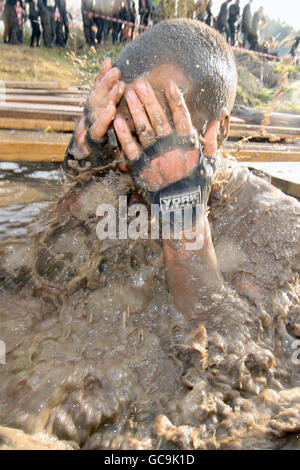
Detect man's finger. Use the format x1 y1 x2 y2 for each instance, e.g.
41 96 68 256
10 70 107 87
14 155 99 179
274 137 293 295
89 103 116 141
114 114 141 161
125 89 156 147
92 81 126 122
95 57 112 83
75 116 90 154
89 67 121 108
165 80 194 136
135 79 173 137
118 150 128 172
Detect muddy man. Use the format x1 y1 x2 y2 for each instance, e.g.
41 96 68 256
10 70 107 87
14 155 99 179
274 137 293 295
66 19 300 315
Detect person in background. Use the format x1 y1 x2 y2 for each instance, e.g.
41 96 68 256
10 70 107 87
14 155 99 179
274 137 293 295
139 0 152 27
54 0 63 46
250 6 265 51
26 0 41 47
197 0 213 27
216 0 232 38
290 36 300 61
205 0 213 27
228 0 239 46
3 0 19 44
16 0 26 44
39 0 55 47
81 0 95 46
58 0 69 45
241 0 253 48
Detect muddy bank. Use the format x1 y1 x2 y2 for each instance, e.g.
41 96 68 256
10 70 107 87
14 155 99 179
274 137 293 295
0 161 299 450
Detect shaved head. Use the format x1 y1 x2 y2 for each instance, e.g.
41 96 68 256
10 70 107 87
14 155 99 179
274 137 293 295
115 19 237 127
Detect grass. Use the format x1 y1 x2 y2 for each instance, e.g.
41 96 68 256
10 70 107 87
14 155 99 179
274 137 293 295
0 39 123 87
0 44 76 86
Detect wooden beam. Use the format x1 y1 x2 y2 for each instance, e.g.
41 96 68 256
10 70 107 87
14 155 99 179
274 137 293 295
0 141 66 162
2 81 64 90
224 142 300 162
0 103 81 121
229 123 300 141
0 88 87 96
233 106 300 129
0 117 76 131
3 94 85 106
0 131 69 162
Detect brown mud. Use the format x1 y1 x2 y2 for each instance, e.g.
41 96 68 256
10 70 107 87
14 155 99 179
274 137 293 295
0 158 300 450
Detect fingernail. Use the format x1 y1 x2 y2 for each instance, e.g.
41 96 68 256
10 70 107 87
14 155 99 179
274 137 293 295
118 81 125 94
136 79 148 95
169 81 180 101
108 67 119 78
126 89 137 102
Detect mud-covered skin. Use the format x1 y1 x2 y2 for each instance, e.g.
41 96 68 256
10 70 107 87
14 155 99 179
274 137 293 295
0 164 299 450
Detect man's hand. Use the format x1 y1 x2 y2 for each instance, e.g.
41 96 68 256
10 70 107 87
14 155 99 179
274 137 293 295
113 79 200 191
75 58 126 156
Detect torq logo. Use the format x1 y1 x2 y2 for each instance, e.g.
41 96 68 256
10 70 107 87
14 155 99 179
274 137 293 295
0 341 6 365
292 340 300 365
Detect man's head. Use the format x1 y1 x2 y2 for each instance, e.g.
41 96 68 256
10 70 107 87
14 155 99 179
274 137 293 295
115 19 237 147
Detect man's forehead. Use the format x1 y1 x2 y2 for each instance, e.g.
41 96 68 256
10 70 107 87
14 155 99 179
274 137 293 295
127 63 191 95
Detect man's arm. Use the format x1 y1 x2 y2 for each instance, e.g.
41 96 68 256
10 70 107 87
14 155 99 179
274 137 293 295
163 217 223 313
113 78 224 314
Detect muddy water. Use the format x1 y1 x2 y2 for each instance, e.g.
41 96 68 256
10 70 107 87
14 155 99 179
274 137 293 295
0 161 300 450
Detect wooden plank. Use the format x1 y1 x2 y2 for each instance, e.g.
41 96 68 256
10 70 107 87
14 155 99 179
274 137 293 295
0 117 76 131
229 116 245 124
0 103 81 121
0 130 70 143
0 141 66 162
233 106 300 129
230 123 300 140
0 130 69 162
270 176 300 198
225 150 300 162
3 94 85 106
224 142 300 162
2 81 63 90
0 88 87 96
0 101 82 113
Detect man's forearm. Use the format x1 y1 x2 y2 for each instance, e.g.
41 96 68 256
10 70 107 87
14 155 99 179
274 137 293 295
163 216 223 313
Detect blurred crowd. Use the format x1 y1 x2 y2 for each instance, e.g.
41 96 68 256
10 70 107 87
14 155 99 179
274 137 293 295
0 0 299 60
81 0 152 46
1 0 70 47
199 0 267 52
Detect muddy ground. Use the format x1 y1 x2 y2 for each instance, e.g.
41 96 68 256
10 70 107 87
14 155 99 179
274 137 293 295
0 159 300 450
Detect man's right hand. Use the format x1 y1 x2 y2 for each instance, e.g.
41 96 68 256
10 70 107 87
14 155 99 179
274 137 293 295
75 58 126 156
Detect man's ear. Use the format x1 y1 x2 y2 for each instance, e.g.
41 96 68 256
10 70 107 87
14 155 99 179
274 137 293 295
217 108 230 147
203 120 220 156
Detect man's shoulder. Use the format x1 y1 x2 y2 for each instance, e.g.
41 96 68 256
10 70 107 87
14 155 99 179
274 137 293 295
212 163 300 214
211 164 300 291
